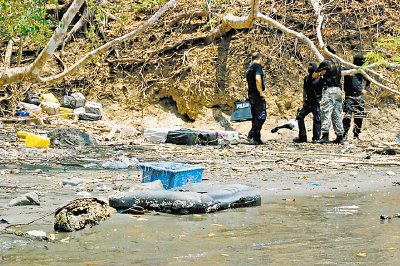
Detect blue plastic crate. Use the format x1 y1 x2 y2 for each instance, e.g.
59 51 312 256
138 162 204 189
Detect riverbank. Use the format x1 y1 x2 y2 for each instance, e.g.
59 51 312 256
1 134 399 225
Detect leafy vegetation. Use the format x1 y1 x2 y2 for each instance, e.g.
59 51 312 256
0 0 58 44
366 35 400 66
133 0 167 13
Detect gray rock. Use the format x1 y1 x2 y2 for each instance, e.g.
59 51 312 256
9 192 40 206
48 128 97 148
62 178 82 186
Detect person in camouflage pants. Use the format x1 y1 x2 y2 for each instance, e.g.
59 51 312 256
343 54 370 140
312 45 345 144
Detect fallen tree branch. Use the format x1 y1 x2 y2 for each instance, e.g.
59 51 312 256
40 0 178 84
0 0 86 86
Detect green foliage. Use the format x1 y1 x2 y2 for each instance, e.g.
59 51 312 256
133 0 167 13
0 0 58 44
366 35 400 66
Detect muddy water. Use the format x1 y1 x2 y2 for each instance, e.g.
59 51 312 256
2 189 400 265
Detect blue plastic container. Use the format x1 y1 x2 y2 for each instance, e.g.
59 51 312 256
138 162 204 189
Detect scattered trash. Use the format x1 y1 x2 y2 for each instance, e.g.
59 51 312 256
380 215 391 220
392 182 400 186
144 128 175 143
393 213 400 218
62 177 82 186
332 205 359 215
311 183 321 187
41 101 60 115
387 171 396 176
109 183 261 215
15 110 29 117
54 198 113 232
60 107 74 119
27 230 46 238
138 162 203 189
282 198 295 202
0 218 10 224
356 252 367 257
17 131 50 148
219 149 231 156
18 102 42 113
9 192 40 206
128 180 164 192
101 156 138 169
23 93 41 106
76 191 92 197
40 93 59 104
10 168 20 174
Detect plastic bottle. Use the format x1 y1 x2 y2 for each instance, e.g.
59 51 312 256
25 134 50 148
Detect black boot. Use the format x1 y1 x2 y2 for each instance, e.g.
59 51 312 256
317 133 329 144
332 134 345 145
293 137 307 143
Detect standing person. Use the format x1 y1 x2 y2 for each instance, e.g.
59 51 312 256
247 52 267 145
293 61 322 143
312 45 345 144
343 54 370 140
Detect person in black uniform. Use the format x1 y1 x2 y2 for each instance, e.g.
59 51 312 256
293 62 322 143
247 52 267 144
312 45 345 144
343 54 370 140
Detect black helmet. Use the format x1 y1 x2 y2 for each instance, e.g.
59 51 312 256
353 54 366 66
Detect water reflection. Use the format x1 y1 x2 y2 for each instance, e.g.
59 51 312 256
1 190 400 265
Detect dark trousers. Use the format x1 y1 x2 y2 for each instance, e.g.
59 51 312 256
248 99 266 142
343 96 364 138
296 102 321 141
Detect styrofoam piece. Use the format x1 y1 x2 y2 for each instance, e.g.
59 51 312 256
18 102 42 113
41 102 60 115
144 128 175 143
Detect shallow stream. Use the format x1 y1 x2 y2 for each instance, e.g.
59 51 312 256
2 187 400 265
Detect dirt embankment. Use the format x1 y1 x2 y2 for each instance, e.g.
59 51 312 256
2 1 399 121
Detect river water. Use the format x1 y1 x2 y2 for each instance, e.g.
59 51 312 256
1 188 400 265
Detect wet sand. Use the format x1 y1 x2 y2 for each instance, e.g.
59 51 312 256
1 139 399 226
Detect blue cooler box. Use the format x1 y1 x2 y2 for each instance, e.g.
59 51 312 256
138 162 204 189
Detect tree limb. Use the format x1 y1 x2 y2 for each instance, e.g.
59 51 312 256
0 0 85 86
41 0 178 84
310 0 400 95
4 40 14 69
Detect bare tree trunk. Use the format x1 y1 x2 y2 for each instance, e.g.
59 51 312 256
16 38 23 66
3 40 14 69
